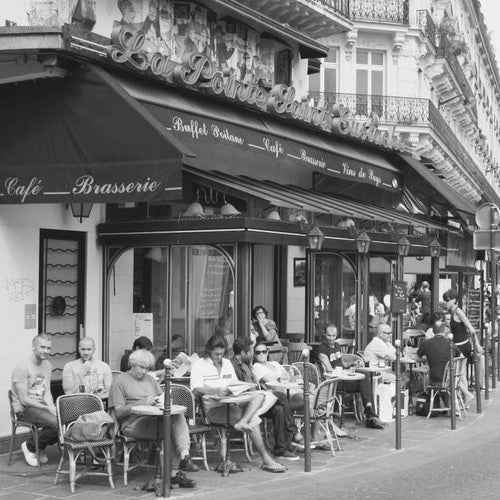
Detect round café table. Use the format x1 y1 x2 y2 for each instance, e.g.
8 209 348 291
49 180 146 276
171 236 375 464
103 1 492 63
324 370 365 426
354 366 392 416
130 404 187 495
265 381 302 402
216 393 254 477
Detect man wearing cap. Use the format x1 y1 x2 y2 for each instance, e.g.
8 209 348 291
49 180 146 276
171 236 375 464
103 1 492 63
364 323 396 383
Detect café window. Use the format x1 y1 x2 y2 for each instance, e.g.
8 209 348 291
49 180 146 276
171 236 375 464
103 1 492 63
108 244 234 371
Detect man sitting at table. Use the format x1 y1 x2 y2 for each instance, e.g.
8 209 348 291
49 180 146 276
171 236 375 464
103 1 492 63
62 337 112 397
190 334 287 473
109 349 197 488
364 323 396 383
317 324 385 430
231 338 303 460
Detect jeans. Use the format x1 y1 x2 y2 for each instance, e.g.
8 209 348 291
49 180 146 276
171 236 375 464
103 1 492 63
17 406 58 451
263 392 297 455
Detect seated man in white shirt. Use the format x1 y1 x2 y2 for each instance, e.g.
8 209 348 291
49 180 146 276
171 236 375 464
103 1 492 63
364 323 396 383
62 337 112 397
190 334 287 473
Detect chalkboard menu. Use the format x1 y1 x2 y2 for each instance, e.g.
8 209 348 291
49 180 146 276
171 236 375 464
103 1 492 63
465 289 481 331
391 280 407 314
199 250 229 318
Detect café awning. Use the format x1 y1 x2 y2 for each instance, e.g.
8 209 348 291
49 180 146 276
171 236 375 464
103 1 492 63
184 166 446 230
0 64 193 204
114 73 404 196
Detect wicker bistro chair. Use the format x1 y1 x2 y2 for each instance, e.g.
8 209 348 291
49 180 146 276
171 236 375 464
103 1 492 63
170 384 211 471
54 394 114 493
336 338 354 354
292 362 320 388
8 390 42 468
293 378 341 456
427 357 468 419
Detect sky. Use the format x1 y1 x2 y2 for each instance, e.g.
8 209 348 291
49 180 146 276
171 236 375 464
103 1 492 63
0 0 499 61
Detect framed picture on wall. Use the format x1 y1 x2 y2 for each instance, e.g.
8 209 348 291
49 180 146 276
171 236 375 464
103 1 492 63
293 258 306 287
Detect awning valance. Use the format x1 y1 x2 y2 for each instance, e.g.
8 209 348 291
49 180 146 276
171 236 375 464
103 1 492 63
184 166 446 230
0 64 192 204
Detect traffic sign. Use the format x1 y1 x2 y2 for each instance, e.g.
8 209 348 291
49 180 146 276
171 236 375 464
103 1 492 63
475 203 500 229
473 230 500 250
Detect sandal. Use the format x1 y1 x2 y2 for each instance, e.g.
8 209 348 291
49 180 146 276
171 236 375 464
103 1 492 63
261 463 287 473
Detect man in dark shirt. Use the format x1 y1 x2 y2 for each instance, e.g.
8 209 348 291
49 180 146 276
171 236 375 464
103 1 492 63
417 323 457 384
317 324 384 429
231 338 302 460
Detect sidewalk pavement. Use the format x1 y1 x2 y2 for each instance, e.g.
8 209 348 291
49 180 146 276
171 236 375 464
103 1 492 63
0 389 496 500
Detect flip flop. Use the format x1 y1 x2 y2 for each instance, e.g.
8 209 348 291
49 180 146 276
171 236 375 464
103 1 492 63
261 463 287 473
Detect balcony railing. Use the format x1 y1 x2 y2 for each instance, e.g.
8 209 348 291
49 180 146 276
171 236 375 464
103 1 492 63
308 92 430 124
416 9 438 51
350 0 409 25
305 0 350 18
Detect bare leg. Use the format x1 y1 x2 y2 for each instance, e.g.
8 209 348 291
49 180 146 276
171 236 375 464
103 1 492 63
250 426 283 468
233 393 265 434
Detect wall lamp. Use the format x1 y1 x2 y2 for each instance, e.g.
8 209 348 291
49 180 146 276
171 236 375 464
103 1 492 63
429 237 443 258
397 235 411 257
69 202 93 223
356 231 371 254
307 224 324 251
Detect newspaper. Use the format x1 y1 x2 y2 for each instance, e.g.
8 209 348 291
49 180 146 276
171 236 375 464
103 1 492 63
172 352 199 378
226 382 254 396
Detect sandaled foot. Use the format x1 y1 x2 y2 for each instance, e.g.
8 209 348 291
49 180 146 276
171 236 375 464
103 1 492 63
234 421 252 434
261 461 287 473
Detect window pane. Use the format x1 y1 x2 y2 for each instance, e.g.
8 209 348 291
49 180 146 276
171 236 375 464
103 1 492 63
308 72 321 93
324 68 337 93
371 71 383 95
356 50 368 64
372 52 383 65
356 69 368 94
326 48 337 63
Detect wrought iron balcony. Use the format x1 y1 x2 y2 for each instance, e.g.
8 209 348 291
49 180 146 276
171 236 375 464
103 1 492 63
350 0 409 25
242 0 352 38
416 9 438 51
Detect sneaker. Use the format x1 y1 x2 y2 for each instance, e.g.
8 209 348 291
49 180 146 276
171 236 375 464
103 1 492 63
171 471 196 488
39 451 49 464
274 449 300 461
179 455 199 472
21 441 38 467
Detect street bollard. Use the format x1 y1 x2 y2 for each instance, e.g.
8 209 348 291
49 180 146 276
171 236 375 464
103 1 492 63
302 349 311 472
394 339 401 450
471 334 482 414
162 360 172 498
448 335 456 431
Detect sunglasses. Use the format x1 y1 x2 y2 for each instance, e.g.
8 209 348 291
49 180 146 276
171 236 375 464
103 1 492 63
255 350 268 355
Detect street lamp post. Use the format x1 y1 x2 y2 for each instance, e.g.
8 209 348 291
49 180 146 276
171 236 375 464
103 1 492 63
356 231 371 350
396 236 411 345
429 237 442 317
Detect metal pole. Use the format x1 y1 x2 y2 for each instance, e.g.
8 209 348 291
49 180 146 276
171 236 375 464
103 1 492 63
302 349 311 472
162 360 172 498
448 335 456 431
394 339 402 450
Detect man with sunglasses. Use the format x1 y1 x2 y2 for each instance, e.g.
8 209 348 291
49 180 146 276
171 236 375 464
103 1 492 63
231 338 302 461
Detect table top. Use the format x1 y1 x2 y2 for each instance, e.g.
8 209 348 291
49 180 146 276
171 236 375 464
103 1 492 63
355 365 391 373
399 357 417 364
131 404 186 416
324 370 365 381
218 393 255 404
265 381 302 391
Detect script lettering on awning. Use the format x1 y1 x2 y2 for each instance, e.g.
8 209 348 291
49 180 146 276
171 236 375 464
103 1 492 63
106 29 408 153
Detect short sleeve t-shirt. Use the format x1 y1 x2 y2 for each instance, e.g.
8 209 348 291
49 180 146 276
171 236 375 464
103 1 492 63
11 356 52 414
317 342 343 369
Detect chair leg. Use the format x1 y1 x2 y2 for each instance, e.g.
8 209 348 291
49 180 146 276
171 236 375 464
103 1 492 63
200 434 209 471
426 390 436 418
68 449 76 494
8 424 16 465
54 445 65 485
243 433 254 462
216 428 227 461
104 447 115 489
320 422 335 457
123 442 131 486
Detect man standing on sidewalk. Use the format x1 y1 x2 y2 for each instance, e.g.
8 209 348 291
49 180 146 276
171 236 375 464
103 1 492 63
62 337 112 397
11 333 59 466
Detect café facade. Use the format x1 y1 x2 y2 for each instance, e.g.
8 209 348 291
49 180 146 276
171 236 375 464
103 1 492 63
0 0 480 445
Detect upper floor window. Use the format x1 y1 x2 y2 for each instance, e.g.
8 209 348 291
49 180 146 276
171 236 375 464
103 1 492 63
308 47 338 106
355 50 385 116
